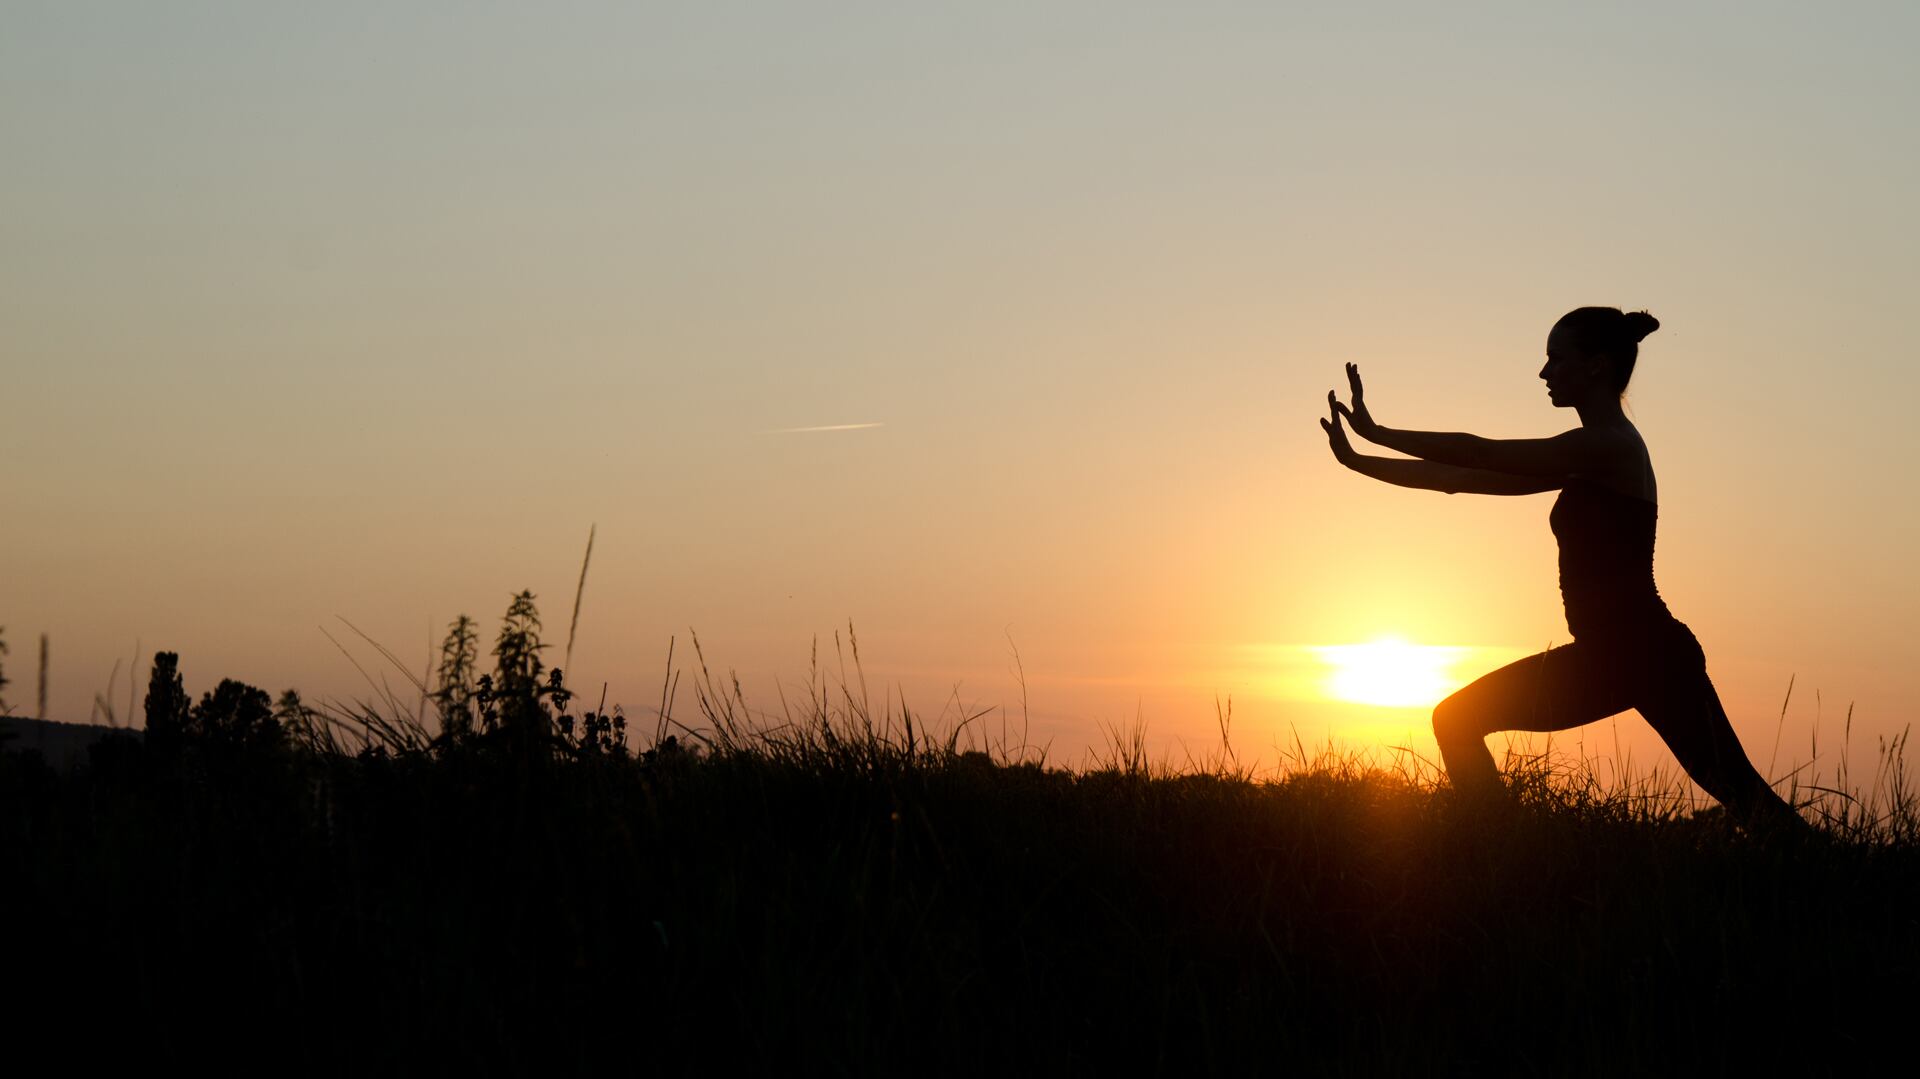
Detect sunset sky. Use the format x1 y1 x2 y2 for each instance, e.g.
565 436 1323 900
6 3 1915 786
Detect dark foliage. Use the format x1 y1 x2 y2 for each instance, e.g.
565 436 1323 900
142 651 282 753
14 610 1911 1073
432 613 480 740
6 706 1916 1076
142 649 192 750
194 678 283 750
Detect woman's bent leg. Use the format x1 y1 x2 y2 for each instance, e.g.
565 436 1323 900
1432 641 1636 794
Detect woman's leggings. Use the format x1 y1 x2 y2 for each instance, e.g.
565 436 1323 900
1432 618 1799 825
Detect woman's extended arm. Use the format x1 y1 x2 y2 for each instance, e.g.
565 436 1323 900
1348 453 1564 495
1330 362 1615 476
1369 426 1604 476
1322 405 1561 495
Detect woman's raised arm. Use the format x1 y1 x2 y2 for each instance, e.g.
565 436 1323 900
1323 407 1562 495
1330 362 1616 476
1368 425 1613 477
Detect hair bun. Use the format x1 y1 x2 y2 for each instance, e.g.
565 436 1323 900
1621 310 1660 343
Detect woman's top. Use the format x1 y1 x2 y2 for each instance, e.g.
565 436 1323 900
1549 477 1675 642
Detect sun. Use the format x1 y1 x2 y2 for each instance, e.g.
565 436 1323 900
1313 636 1472 708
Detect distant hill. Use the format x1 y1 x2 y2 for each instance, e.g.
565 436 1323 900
0 715 140 771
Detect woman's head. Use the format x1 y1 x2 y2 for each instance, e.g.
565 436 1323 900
1542 306 1660 401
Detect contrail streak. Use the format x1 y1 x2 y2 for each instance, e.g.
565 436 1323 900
763 422 886 434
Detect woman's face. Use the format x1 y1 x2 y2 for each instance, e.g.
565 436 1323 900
1539 330 1609 407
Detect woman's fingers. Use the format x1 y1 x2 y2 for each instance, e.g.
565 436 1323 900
1321 411 1352 463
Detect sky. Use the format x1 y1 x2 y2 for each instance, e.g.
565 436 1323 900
5 2 1916 790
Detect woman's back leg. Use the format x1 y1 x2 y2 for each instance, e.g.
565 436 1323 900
1635 628 1806 833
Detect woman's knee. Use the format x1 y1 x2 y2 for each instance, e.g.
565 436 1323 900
1432 690 1484 744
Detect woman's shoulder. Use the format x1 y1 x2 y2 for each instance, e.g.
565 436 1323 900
1568 425 1656 502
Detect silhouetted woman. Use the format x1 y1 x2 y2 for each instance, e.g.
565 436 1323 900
1319 307 1804 833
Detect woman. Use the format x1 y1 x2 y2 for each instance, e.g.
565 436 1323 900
1319 307 1804 833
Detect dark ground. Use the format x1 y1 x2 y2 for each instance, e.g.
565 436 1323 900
6 731 1916 1076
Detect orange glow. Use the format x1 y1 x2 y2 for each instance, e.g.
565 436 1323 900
1313 636 1473 708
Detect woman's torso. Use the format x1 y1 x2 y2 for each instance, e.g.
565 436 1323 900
1551 427 1675 640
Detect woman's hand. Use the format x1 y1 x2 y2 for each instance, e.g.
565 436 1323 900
1320 400 1357 468
1329 362 1382 443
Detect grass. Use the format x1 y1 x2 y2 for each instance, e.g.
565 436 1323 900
4 597 1918 1074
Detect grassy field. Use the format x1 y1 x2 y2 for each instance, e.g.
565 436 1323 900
6 609 1917 1075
